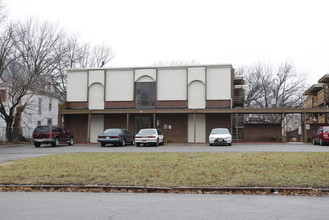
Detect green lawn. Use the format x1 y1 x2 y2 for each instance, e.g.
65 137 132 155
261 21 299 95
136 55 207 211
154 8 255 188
0 152 328 188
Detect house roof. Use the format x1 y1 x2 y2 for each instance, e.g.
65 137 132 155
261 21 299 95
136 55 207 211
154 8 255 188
303 83 324 95
318 74 329 83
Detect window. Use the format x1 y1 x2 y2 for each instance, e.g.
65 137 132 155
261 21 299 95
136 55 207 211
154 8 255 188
135 82 156 108
0 90 7 102
49 97 52 111
38 98 42 114
47 118 52 126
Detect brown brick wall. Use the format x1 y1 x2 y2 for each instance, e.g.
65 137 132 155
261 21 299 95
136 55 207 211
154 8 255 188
244 124 281 142
104 114 127 129
105 101 135 108
156 101 188 108
206 114 232 143
155 114 188 143
206 100 231 108
64 114 88 143
67 102 88 108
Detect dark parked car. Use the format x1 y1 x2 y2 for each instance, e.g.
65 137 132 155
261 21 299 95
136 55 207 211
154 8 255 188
313 126 329 145
97 128 134 147
32 125 74 147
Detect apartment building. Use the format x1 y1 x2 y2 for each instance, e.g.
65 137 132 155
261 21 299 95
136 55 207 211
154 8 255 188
61 64 244 143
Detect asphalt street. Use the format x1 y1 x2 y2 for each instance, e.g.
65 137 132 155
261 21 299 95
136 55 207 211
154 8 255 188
1 142 329 164
0 192 328 220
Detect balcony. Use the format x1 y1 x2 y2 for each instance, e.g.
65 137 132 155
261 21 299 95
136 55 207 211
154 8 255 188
317 88 329 106
318 114 326 124
303 97 313 108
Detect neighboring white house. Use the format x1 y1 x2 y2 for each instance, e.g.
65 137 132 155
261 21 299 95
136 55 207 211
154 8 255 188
0 70 61 141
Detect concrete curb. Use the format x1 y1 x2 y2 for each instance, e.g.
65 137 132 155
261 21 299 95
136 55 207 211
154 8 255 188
1 185 328 196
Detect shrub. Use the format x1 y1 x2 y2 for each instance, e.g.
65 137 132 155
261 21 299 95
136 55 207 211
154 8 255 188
167 139 173 143
278 136 284 142
270 136 276 142
307 137 312 143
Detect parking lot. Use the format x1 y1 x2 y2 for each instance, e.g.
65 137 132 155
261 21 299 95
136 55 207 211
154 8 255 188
1 142 329 164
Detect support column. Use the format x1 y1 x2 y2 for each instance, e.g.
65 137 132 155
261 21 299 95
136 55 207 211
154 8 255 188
235 111 238 143
283 112 286 141
126 112 129 130
87 111 91 143
153 112 156 128
304 111 307 142
194 110 196 144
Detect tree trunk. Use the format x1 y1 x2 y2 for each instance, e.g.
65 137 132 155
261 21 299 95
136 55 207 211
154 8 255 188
5 119 13 142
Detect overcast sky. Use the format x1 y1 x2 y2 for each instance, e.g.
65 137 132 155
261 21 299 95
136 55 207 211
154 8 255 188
4 0 329 83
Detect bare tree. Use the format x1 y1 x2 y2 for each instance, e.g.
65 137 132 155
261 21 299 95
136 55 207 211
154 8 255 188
0 0 7 25
239 61 307 109
153 59 200 66
0 19 65 142
53 36 114 98
238 61 308 123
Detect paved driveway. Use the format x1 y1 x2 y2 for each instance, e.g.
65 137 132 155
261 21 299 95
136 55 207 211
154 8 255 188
1 142 329 164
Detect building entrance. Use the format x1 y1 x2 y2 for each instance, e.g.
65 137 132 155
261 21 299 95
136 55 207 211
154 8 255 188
135 115 153 135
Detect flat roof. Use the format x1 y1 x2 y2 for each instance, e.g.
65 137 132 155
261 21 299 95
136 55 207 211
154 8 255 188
303 83 324 95
318 74 329 83
66 64 233 72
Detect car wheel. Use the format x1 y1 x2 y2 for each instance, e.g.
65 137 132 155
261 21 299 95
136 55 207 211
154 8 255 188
162 139 165 145
228 143 232 146
131 139 135 145
101 143 106 147
34 142 41 147
52 138 59 147
320 139 323 146
209 143 213 146
136 143 140 147
68 137 74 146
155 139 159 146
313 138 316 145
120 139 126 146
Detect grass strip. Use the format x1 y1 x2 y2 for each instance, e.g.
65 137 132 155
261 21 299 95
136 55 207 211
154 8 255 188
0 152 328 188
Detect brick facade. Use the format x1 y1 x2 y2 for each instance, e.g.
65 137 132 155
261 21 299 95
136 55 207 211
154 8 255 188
105 101 135 109
155 114 188 143
244 124 281 142
67 102 88 109
64 114 88 143
156 101 188 108
206 100 231 108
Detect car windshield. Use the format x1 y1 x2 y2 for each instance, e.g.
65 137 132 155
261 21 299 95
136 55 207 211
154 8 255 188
138 129 156 134
104 129 122 134
33 126 50 133
211 128 230 134
323 127 329 133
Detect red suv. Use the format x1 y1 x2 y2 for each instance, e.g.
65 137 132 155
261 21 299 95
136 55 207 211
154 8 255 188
32 125 74 147
312 126 329 145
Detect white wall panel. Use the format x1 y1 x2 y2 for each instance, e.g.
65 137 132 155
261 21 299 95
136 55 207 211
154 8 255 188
188 81 205 109
196 114 206 143
158 69 187 100
206 68 231 100
67 71 88 101
106 70 134 101
89 70 104 86
136 76 155 82
188 114 206 143
188 67 205 84
135 69 156 82
89 83 104 109
90 115 104 143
